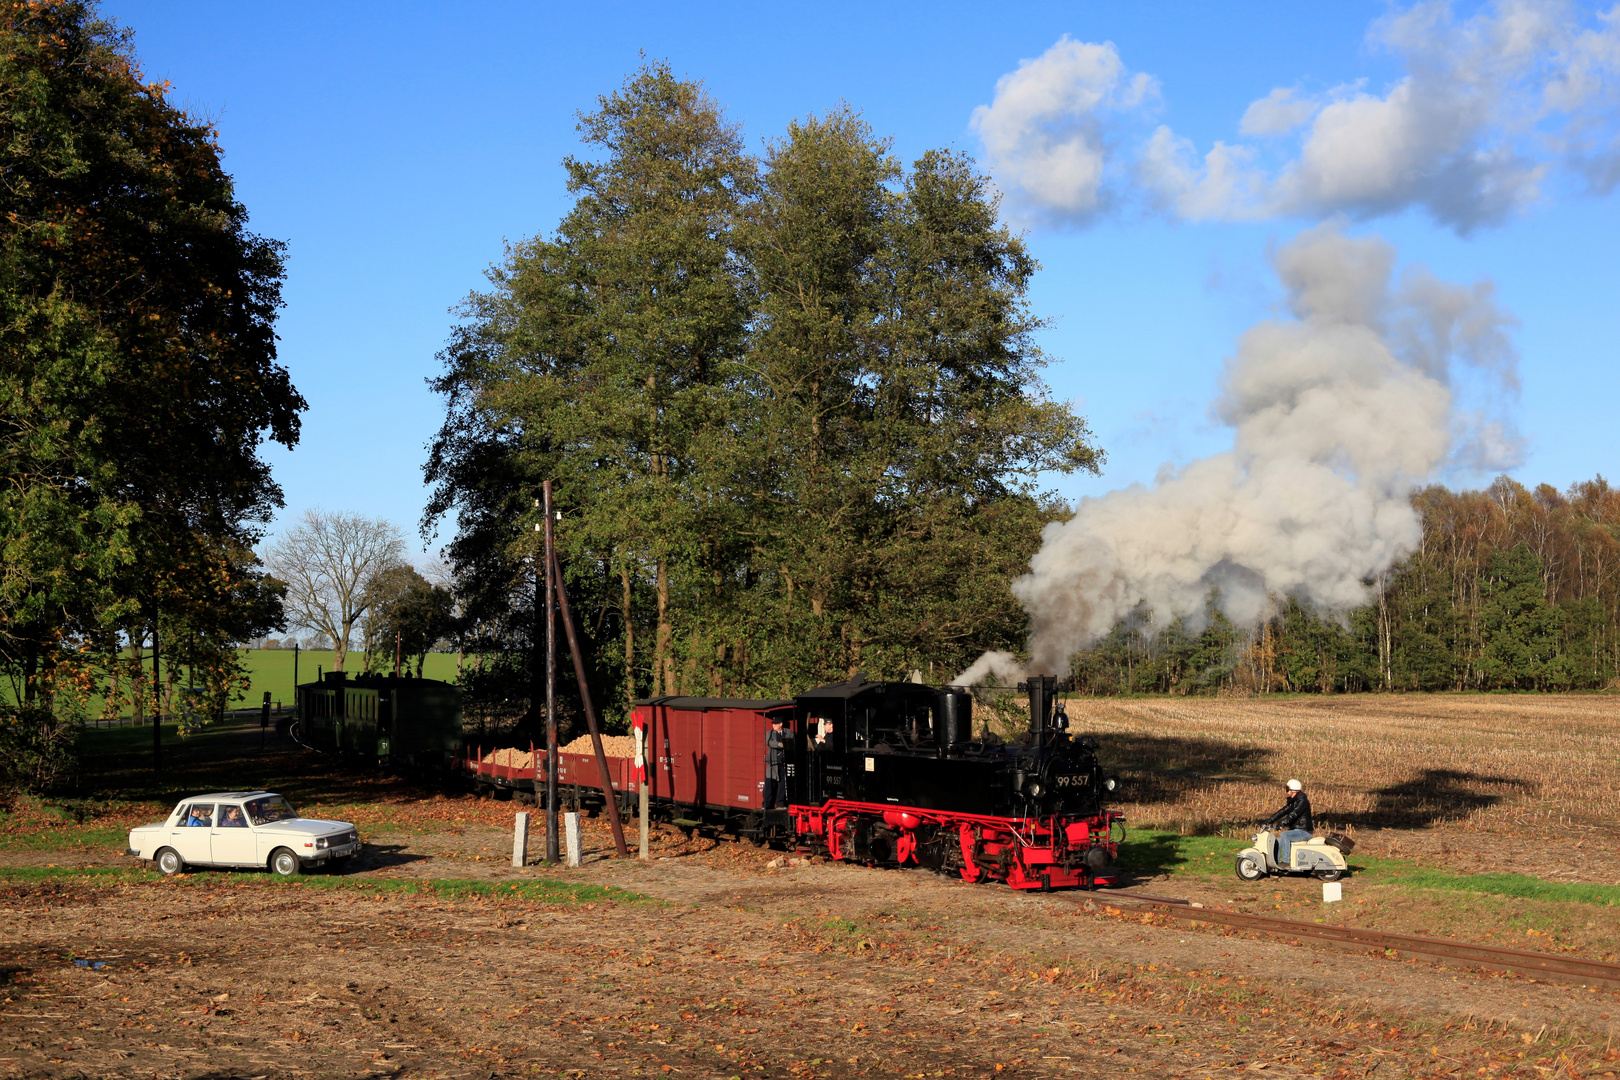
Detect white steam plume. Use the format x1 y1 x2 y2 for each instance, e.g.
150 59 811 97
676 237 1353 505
951 650 1027 689
958 224 1521 683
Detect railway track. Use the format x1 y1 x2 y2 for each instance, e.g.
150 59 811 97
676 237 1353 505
1069 891 1620 992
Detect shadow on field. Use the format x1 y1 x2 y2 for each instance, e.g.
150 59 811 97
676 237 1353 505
1114 832 1188 879
1096 732 1274 807
1339 768 1536 829
354 844 432 871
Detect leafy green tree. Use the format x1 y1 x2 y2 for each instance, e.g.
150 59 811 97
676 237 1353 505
0 1 301 735
428 85 1102 707
735 111 1099 686
364 565 454 677
426 60 753 713
1477 543 1561 689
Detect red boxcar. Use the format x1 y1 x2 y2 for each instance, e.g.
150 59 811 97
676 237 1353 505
635 697 793 814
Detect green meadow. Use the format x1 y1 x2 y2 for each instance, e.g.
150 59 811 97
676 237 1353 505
7 649 471 719
223 649 467 710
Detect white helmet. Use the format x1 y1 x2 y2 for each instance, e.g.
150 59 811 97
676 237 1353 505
1286 779 1302 791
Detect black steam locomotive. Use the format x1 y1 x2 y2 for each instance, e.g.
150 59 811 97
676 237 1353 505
779 674 1123 890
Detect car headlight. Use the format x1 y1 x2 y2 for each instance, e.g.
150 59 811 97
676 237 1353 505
315 837 330 850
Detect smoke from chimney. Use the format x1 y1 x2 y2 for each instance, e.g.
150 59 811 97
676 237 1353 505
957 224 1521 683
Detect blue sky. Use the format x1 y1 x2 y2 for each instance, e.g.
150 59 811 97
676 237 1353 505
108 1 1620 562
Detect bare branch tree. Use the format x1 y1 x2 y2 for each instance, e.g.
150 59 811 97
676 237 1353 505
263 509 406 672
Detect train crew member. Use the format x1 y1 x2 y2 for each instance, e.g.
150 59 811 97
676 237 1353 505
812 719 834 748
1263 779 1313 866
763 716 789 809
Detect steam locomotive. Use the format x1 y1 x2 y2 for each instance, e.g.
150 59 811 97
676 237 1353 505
630 674 1124 890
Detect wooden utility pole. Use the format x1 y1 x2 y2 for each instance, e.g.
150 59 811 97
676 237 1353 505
550 548 629 857
542 481 559 864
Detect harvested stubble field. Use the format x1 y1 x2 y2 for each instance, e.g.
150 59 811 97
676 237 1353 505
1069 693 1620 878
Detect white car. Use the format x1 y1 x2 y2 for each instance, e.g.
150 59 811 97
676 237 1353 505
127 791 361 877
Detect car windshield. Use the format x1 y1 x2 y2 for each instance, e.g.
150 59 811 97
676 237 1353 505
244 795 298 825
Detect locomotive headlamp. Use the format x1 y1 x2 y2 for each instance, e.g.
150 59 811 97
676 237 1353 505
1026 781 1044 798
1103 776 1120 793
1052 706 1069 731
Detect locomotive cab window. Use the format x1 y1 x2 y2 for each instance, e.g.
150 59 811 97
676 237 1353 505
865 688 936 751
805 711 840 750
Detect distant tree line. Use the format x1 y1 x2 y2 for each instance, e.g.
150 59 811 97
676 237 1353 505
424 63 1099 722
1068 476 1620 695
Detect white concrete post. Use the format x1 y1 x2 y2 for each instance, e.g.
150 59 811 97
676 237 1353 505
512 811 530 868
1322 880 1342 903
564 811 582 868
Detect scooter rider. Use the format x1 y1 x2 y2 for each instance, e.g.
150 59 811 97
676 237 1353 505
1263 780 1313 868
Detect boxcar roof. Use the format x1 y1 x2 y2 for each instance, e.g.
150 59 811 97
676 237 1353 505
633 696 793 711
797 677 942 700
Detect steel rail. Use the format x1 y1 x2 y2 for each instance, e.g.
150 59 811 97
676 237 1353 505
1074 891 1620 991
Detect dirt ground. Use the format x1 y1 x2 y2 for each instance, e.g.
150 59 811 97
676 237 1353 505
5 854 1620 1080
7 709 1620 1078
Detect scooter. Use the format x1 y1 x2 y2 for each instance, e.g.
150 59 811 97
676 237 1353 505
1234 827 1351 882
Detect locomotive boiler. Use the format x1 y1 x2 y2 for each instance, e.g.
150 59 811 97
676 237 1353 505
628 673 1124 890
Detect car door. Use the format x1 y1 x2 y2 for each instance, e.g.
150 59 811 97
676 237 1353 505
210 802 259 866
168 803 214 864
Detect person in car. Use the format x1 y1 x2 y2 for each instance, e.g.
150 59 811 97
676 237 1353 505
1263 779 1313 866
186 805 212 827
220 806 248 828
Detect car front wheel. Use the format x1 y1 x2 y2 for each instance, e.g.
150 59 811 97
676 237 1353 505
155 847 184 876
270 848 302 877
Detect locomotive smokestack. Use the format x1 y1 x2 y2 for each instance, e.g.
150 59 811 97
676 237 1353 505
1019 674 1058 755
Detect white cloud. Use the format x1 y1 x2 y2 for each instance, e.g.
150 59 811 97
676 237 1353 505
975 2 1620 232
969 36 1158 221
1240 87 1319 136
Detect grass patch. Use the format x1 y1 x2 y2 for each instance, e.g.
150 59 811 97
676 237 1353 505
0 826 128 852
1119 828 1620 907
1117 829 1237 875
0 863 649 905
1361 862 1620 907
